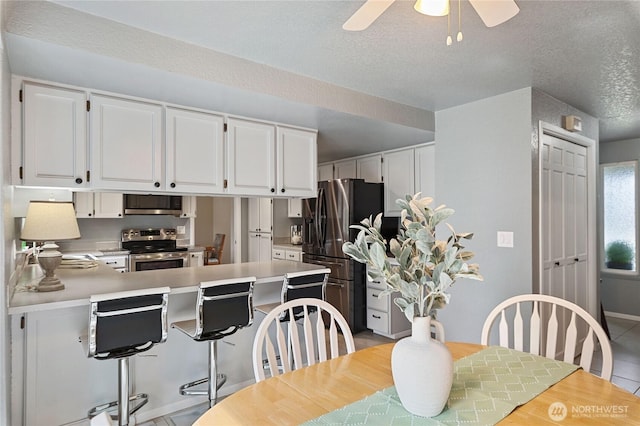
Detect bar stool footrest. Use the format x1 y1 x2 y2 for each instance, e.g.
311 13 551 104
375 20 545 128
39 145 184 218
88 392 149 420
179 373 227 396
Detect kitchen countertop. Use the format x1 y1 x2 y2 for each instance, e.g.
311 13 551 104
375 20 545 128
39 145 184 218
9 260 326 315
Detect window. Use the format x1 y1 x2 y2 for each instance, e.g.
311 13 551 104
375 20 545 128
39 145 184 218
602 161 637 272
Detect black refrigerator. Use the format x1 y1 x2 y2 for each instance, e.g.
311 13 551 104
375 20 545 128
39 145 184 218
302 178 384 332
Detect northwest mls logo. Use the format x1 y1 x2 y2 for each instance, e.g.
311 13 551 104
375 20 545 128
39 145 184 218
548 402 568 421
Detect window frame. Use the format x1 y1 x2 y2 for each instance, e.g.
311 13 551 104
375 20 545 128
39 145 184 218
600 160 639 276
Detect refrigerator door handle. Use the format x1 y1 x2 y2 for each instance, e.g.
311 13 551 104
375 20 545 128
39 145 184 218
316 187 325 248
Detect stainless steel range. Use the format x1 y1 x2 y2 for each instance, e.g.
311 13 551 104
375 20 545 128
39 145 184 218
122 228 189 272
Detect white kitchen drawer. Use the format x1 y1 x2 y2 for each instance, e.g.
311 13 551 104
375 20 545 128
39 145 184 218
367 309 389 334
272 249 286 260
367 278 386 291
100 255 128 270
367 287 388 312
285 250 301 262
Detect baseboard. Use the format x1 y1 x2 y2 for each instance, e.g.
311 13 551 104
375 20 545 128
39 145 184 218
604 311 640 322
134 378 255 423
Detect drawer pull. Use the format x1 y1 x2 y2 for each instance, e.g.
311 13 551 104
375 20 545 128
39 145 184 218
372 314 381 319
371 293 379 297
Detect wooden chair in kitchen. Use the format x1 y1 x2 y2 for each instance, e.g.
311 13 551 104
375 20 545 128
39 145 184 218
204 233 225 265
84 286 171 426
480 294 613 380
252 297 355 382
171 277 255 407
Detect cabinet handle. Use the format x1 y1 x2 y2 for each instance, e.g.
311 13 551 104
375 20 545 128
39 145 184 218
75 177 83 184
170 182 176 188
118 213 122 217
554 261 560 266
270 188 275 193
372 293 379 297
88 213 92 217
154 182 160 188
281 188 285 193
372 314 381 319
574 258 579 262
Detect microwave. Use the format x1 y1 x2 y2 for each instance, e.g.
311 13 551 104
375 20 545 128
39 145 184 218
124 194 183 216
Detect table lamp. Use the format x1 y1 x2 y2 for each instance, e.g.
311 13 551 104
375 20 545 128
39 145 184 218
20 201 81 292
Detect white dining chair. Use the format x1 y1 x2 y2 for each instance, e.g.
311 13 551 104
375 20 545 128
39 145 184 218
480 294 613 380
252 297 356 382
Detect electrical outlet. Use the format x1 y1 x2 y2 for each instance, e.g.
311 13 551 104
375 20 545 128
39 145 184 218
497 231 514 248
177 225 186 235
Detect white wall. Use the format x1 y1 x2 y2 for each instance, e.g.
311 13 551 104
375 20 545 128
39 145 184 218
434 88 534 343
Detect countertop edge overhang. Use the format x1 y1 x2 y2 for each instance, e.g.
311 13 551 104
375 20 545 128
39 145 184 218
9 260 326 315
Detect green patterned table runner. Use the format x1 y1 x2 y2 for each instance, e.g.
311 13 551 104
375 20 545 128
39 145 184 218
303 346 579 425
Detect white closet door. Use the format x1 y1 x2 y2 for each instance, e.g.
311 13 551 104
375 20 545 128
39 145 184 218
541 133 589 355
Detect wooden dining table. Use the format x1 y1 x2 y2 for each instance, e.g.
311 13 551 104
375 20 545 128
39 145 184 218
194 342 640 425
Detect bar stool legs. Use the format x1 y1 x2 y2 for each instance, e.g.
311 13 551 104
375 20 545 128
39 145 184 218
88 358 149 426
178 340 226 407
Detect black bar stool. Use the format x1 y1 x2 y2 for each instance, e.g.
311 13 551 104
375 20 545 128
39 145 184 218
171 276 255 407
85 286 170 426
254 268 330 319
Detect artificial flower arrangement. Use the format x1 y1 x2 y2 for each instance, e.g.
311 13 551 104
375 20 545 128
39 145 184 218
343 193 483 321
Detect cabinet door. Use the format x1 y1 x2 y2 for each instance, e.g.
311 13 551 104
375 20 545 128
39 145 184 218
73 192 94 218
317 163 334 181
383 149 415 216
259 234 273 262
334 159 357 179
93 193 123 218
90 94 163 191
277 126 317 197
226 117 276 196
166 107 225 193
414 144 436 200
249 233 272 262
181 195 197 218
248 198 272 232
288 198 302 218
357 154 382 183
23 83 88 188
190 251 204 267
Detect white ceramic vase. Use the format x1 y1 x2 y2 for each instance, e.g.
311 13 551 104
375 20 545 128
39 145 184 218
391 315 453 417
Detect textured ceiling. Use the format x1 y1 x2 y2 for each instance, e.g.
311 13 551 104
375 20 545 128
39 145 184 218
4 0 640 161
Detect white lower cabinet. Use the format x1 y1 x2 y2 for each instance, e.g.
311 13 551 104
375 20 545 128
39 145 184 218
272 246 302 262
249 233 272 262
189 250 204 267
99 255 128 273
366 277 411 339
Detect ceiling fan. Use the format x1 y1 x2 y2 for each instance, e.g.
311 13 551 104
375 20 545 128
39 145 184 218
343 0 520 32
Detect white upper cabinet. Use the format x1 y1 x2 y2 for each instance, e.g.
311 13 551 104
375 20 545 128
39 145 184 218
166 107 225 193
317 163 334 181
334 159 357 179
414 144 436 200
22 82 88 188
276 126 317 197
73 192 123 218
90 94 163 191
180 195 197 218
357 154 383 183
288 198 302 218
383 148 415 216
226 117 277 196
248 197 272 233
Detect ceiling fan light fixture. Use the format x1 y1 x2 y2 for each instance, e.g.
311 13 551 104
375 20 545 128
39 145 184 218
414 0 449 17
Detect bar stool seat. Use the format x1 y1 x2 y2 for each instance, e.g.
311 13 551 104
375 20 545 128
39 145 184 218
171 276 255 407
85 286 170 426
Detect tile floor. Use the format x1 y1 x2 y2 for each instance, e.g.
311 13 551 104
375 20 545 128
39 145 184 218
142 317 640 425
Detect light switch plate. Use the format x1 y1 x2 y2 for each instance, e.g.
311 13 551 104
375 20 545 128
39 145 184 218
497 231 514 248
177 225 186 235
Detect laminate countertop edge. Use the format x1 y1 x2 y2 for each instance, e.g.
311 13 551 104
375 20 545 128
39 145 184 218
9 260 326 315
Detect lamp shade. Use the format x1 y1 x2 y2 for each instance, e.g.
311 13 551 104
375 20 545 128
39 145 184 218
414 0 450 16
21 201 81 241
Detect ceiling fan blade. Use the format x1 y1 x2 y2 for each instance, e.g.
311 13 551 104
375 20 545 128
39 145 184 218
342 0 396 31
468 0 520 27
